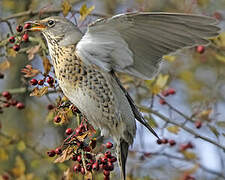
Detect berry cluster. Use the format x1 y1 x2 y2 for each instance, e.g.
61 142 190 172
47 120 117 179
0 91 25 113
157 138 176 146
159 88 176 105
8 23 31 52
30 76 56 87
179 142 194 151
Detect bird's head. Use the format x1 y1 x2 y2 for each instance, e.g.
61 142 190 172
29 16 83 46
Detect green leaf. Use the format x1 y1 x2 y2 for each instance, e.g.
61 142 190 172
216 121 225 128
17 141 26 152
79 4 95 20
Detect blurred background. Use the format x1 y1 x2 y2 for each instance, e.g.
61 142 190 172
1 0 225 179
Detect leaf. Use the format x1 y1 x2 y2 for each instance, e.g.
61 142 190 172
198 108 212 121
54 147 74 163
42 56 52 75
30 87 48 97
163 55 176 62
76 132 88 142
79 4 95 20
152 74 169 94
62 0 72 16
17 141 26 152
12 156 26 177
0 60 10 71
26 45 40 60
144 116 158 128
215 54 225 63
21 65 40 78
7 48 16 57
208 125 220 137
0 149 8 160
167 126 180 134
216 121 225 128
182 151 197 160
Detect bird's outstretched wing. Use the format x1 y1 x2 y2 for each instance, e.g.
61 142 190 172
76 12 220 79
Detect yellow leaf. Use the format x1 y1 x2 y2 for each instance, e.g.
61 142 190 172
42 56 52 75
79 4 95 20
76 132 88 141
30 86 48 97
17 141 26 152
21 65 40 78
152 74 169 94
62 0 72 16
0 60 10 71
182 151 197 160
12 156 26 177
198 108 212 121
163 55 176 62
0 149 9 161
167 126 180 134
7 48 16 57
215 54 225 63
208 125 220 137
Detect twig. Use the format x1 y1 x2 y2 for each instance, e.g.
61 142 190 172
0 8 108 22
148 108 225 152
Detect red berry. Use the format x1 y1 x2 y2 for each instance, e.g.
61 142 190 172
103 170 110 177
161 138 168 144
195 121 202 129
105 151 111 158
157 139 162 144
2 91 11 100
47 150 56 157
214 12 222 20
100 156 108 164
169 140 176 146
77 155 82 163
80 167 85 175
75 127 81 135
186 142 194 149
13 44 20 51
10 99 18 106
0 72 4 79
92 162 99 171
47 76 54 84
168 88 176 95
90 139 97 149
162 90 170 97
8 36 15 43
84 146 91 152
16 102 25 109
2 174 9 180
30 78 38 86
109 156 117 163
54 116 61 123
4 103 10 108
196 45 205 54
24 23 31 29
65 128 73 135
86 163 92 171
22 33 29 42
106 142 113 149
179 144 188 151
55 148 62 155
73 164 81 172
107 162 114 171
38 79 44 85
47 104 54 110
16 25 23 32
159 98 166 105
71 154 77 161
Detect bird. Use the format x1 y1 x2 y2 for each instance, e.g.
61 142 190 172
29 12 220 180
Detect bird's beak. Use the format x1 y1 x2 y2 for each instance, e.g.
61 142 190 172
26 20 46 31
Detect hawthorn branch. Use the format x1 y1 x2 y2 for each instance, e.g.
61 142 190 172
148 108 225 152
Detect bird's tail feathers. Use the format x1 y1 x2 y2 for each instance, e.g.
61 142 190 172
117 139 129 180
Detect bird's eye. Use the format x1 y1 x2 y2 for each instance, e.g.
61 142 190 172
47 20 55 27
